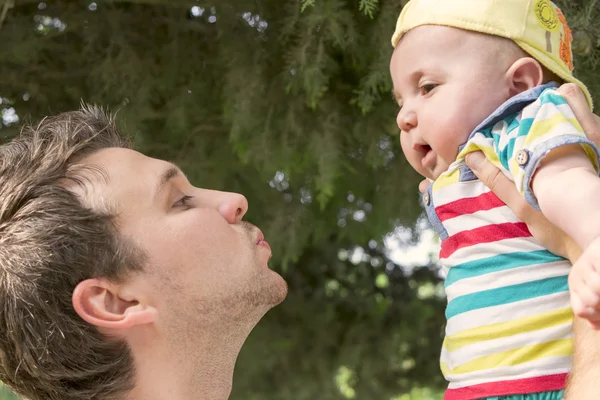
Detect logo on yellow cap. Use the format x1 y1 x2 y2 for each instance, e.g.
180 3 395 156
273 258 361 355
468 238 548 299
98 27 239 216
555 7 574 70
535 0 559 32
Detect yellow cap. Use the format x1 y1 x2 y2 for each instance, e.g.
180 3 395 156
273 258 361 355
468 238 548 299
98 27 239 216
391 0 593 109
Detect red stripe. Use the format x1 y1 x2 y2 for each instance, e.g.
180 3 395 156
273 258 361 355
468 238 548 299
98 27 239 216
436 191 505 222
444 373 567 400
440 222 531 259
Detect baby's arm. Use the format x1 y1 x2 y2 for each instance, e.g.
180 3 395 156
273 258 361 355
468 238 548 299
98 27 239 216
503 88 600 323
532 145 600 324
527 103 600 324
506 88 599 248
532 144 600 249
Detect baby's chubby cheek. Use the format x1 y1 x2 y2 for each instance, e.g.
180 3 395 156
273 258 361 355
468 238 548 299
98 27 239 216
439 148 460 166
437 126 472 162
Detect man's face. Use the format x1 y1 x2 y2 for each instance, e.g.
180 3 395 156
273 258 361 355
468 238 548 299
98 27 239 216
390 25 511 180
79 147 287 335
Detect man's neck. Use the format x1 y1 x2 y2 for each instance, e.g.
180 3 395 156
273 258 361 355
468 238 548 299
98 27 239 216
126 327 250 400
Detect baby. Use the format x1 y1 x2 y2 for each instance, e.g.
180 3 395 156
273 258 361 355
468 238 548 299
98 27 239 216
390 0 600 399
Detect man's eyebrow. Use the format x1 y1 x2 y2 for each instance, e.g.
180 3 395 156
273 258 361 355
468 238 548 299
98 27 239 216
153 164 182 203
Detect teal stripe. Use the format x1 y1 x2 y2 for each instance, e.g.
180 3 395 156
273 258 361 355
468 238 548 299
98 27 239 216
506 114 520 132
518 117 534 137
477 125 511 170
445 249 565 288
540 91 568 106
498 140 511 171
484 389 564 400
490 115 520 171
445 275 568 319
480 126 495 140
502 116 521 165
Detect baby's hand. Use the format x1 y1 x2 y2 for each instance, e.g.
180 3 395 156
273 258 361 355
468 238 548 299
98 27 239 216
418 178 433 193
570 236 600 329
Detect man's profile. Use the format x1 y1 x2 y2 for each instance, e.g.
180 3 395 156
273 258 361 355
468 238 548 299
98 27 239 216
0 105 287 400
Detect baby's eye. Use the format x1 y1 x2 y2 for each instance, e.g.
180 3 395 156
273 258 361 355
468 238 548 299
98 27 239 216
420 83 438 95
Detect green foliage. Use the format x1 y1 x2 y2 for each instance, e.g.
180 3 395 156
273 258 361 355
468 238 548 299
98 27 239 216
358 0 379 18
301 0 316 12
0 383 19 400
301 0 381 18
0 0 599 398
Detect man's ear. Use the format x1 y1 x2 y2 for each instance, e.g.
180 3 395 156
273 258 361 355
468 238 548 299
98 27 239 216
72 278 157 330
505 57 544 97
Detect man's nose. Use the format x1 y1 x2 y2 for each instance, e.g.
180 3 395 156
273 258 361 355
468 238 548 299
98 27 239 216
213 191 249 223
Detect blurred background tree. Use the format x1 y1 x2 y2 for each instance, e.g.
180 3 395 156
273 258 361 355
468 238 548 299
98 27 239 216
0 0 598 398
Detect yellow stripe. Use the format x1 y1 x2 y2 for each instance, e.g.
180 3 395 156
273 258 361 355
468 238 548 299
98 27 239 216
440 338 572 376
432 167 461 192
509 158 522 187
522 113 597 172
459 142 503 170
433 141 503 193
524 114 583 146
443 307 572 352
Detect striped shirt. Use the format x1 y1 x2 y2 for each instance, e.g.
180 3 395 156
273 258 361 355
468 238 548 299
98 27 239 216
422 83 600 399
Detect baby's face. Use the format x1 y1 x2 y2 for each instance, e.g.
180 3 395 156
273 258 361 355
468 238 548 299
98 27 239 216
390 25 512 180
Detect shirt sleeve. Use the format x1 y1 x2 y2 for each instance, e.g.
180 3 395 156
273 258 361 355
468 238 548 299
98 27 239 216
496 88 600 210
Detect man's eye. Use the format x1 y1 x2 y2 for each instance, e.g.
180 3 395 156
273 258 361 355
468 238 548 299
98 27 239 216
420 83 438 95
173 195 194 208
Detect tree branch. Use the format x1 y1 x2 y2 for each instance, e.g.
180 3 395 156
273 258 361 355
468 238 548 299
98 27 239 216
10 0 215 8
0 0 14 29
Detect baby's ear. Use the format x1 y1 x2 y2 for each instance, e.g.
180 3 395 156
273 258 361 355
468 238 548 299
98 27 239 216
505 57 544 97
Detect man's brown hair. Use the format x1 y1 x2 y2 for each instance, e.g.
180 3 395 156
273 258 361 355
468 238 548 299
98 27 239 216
0 105 145 399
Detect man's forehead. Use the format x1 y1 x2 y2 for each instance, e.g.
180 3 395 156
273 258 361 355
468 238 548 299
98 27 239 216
69 148 169 209
82 147 150 171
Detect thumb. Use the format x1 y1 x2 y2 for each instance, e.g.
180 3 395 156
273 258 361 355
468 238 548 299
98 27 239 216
465 151 486 171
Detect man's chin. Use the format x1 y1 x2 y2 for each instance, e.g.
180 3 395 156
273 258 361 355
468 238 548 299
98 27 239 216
248 266 288 307
265 271 288 306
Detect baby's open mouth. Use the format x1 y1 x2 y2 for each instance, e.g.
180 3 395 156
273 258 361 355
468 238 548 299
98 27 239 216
421 146 435 168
